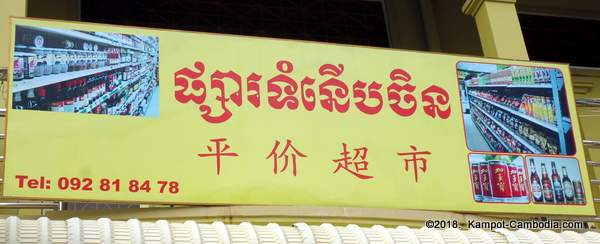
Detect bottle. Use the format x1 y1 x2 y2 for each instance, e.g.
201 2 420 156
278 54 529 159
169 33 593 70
44 50 54 75
550 161 564 203
50 83 64 112
573 181 585 204
561 166 574 204
25 88 38 110
13 91 25 109
63 81 75 112
13 55 24 81
541 163 554 203
529 159 543 203
547 97 555 124
37 87 49 111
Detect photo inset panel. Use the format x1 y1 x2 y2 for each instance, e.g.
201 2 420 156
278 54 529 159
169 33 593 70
457 62 575 155
526 156 585 205
469 154 529 204
12 25 159 117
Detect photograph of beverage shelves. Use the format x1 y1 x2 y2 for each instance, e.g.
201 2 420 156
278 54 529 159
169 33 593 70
469 154 529 204
457 62 575 155
527 156 585 205
11 25 160 117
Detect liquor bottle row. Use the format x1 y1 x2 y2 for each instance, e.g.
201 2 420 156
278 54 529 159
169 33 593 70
471 98 559 154
468 66 555 86
529 159 584 205
13 64 151 113
468 90 556 124
471 160 529 203
89 75 156 116
471 108 531 153
13 32 156 81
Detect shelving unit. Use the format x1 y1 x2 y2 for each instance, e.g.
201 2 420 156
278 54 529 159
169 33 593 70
13 62 133 93
469 95 558 132
79 68 150 113
472 111 510 151
12 24 159 117
464 68 572 155
470 101 543 154
467 84 552 89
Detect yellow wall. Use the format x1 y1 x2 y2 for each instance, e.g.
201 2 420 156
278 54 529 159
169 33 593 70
1 0 27 67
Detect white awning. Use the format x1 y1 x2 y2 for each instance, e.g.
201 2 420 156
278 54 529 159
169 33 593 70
1 216 599 243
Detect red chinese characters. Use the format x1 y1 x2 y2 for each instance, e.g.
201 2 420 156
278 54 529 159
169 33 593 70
267 139 307 176
331 143 373 180
396 145 431 183
197 138 239 175
174 60 452 123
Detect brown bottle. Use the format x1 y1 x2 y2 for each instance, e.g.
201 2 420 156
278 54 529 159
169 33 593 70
551 161 564 203
562 166 574 203
541 163 554 203
529 159 543 202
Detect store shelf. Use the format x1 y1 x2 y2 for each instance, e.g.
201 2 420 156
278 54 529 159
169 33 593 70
93 32 156 55
472 115 510 151
19 25 115 47
18 25 157 56
472 122 504 152
469 95 559 133
79 69 149 113
13 62 140 93
471 102 544 154
467 83 552 89
15 45 102 54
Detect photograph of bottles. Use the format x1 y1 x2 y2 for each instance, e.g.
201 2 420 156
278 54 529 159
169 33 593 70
457 62 575 155
527 156 584 205
469 154 529 204
12 25 159 117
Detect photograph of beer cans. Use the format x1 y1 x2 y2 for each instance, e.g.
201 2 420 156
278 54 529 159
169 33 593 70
456 61 575 155
526 156 585 205
469 154 530 204
12 25 159 117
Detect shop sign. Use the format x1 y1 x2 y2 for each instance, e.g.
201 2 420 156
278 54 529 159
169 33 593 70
4 18 595 215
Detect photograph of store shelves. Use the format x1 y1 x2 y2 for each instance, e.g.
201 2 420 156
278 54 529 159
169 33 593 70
457 61 575 155
12 24 159 117
470 101 543 154
468 95 558 132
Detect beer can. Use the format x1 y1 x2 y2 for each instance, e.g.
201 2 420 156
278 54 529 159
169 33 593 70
471 162 482 202
517 166 528 198
489 160 511 201
573 181 585 205
479 161 492 201
508 163 521 198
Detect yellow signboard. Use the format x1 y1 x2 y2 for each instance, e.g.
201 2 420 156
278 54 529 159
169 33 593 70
4 18 595 215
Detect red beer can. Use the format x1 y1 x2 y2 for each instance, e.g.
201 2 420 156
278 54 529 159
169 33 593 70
508 163 521 198
479 162 492 200
489 160 511 201
471 162 482 201
518 166 528 197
